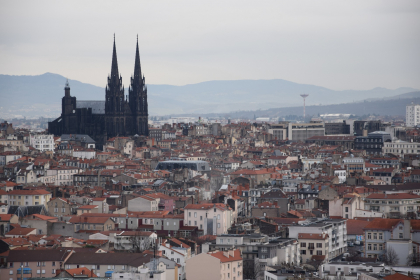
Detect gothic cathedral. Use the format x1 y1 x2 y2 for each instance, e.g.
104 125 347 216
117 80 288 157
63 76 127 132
48 36 149 146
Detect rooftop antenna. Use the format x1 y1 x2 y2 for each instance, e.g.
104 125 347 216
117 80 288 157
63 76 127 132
300 94 309 120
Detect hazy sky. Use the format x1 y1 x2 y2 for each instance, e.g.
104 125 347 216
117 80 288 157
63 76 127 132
1 0 419 90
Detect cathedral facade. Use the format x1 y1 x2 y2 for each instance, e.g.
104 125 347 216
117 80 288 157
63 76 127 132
48 36 149 145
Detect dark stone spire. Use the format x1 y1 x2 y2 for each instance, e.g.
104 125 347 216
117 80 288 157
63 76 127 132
110 34 119 82
133 34 142 86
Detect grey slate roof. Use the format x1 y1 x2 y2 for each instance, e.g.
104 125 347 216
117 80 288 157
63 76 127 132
61 134 96 144
76 100 105 114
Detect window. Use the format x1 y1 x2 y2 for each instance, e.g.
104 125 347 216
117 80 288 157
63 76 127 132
194 212 197 218
301 242 306 247
200 216 203 221
217 223 220 228
367 233 371 239
189 212 191 217
217 214 220 220
368 244 372 250
373 244 377 251
379 233 383 240
399 233 403 239
317 243 322 248
317 250 322 255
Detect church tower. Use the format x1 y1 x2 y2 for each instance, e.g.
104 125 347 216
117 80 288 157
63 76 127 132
105 35 126 136
128 36 149 136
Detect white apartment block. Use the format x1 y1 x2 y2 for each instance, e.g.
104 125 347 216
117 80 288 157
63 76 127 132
288 219 347 259
383 139 420 157
184 203 233 235
406 103 420 127
30 134 54 152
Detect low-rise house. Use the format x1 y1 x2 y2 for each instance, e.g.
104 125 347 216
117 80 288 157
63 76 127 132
0 214 18 235
5 227 37 237
68 215 115 232
0 249 72 280
47 197 77 218
76 205 99 215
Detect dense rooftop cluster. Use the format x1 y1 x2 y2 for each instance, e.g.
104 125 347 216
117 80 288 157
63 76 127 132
0 118 420 279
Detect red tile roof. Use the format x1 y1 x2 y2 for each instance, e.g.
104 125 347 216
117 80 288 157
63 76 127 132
364 218 402 231
208 249 242 263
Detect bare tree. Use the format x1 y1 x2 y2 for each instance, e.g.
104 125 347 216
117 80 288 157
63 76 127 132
383 247 400 266
129 231 153 253
243 258 264 280
406 253 420 266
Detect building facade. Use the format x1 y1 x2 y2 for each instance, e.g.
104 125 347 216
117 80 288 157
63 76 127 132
406 103 420 127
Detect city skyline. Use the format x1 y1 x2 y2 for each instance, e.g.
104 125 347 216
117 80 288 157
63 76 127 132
0 0 419 91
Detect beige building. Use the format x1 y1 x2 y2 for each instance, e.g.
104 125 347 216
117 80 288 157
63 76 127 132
7 189 52 209
298 233 329 264
186 249 243 280
47 197 77 218
68 216 115 232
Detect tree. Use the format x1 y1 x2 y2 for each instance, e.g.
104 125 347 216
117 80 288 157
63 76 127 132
383 247 400 266
129 231 153 253
243 258 264 280
406 253 420 266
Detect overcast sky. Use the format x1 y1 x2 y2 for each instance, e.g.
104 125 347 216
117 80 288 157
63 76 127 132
1 0 419 90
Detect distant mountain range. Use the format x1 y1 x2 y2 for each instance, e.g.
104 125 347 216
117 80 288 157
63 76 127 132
0 72 418 118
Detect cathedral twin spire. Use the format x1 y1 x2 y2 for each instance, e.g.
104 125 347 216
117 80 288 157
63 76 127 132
106 35 147 117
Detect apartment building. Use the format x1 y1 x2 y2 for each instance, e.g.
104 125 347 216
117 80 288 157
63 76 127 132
383 139 420 157
406 102 420 127
7 189 51 209
30 134 54 152
363 218 412 264
46 166 80 186
0 249 71 280
364 193 420 219
354 131 392 155
186 249 243 280
342 156 365 174
268 121 325 142
184 203 233 235
0 151 22 166
298 233 329 264
288 219 347 259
